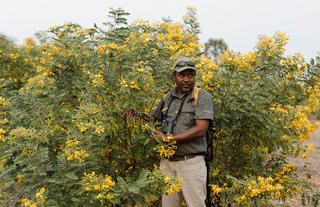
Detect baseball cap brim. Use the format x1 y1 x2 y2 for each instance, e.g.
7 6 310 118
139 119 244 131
174 66 196 73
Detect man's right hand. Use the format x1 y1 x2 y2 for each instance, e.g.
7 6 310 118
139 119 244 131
150 130 166 143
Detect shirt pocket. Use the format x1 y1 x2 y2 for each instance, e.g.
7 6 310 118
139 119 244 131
179 104 195 126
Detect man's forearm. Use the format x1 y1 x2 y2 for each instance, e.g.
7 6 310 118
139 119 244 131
173 121 208 143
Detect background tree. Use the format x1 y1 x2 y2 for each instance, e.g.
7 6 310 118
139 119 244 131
204 38 228 61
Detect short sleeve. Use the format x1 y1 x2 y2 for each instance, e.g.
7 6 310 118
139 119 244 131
195 89 213 120
152 99 164 121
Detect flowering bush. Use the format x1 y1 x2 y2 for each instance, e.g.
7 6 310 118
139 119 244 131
0 7 319 206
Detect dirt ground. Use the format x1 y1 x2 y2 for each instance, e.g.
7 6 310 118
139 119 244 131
276 127 320 207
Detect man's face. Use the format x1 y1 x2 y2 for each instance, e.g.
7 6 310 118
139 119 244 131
173 69 196 94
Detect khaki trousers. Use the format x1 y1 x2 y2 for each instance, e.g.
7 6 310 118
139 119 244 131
160 155 207 207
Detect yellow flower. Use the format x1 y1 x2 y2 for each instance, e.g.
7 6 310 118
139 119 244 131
211 184 224 195
25 37 35 46
0 128 6 142
95 126 105 134
94 184 101 190
36 187 45 198
96 193 103 199
165 177 182 195
106 194 114 199
16 174 23 184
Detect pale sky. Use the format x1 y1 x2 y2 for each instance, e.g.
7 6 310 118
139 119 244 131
1 0 319 60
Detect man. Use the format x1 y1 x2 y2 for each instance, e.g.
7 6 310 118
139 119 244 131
151 57 213 207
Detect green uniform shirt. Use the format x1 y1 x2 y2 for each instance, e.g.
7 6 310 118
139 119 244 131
153 87 213 156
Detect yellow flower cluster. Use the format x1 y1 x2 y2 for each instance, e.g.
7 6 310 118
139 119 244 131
232 163 298 205
211 184 224 196
248 177 283 198
24 37 36 46
292 106 318 142
20 66 54 93
299 144 316 159
256 32 289 56
49 124 70 136
9 53 19 62
0 128 5 142
73 28 92 37
82 172 115 201
65 139 80 147
0 96 9 108
270 104 290 114
96 43 119 56
307 78 320 112
129 80 141 90
95 125 105 134
210 168 220 177
16 173 23 184
197 56 219 84
0 159 6 168
64 139 89 163
119 76 141 92
276 163 295 177
154 21 201 61
126 31 152 47
72 103 106 134
87 70 104 87
235 176 284 205
73 120 92 132
82 103 102 114
162 134 173 142
155 143 177 158
21 187 46 207
281 54 307 77
219 50 252 70
164 176 183 195
0 97 10 134
154 134 177 158
9 127 34 140
182 7 200 29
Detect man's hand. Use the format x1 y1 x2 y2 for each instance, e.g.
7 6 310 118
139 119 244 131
121 109 152 121
150 130 167 143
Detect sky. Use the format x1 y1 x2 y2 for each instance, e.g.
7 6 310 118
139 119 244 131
1 0 319 60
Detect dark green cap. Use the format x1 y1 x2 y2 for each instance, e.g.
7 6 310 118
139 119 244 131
174 57 196 72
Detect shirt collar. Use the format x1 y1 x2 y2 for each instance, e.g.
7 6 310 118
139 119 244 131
171 87 192 98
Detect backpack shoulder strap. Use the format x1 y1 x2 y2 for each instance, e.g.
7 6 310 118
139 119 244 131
163 92 169 102
192 86 201 107
161 92 170 112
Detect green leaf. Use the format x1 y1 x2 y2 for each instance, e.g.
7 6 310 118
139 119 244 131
71 197 81 202
0 151 11 160
44 199 59 207
128 186 140 194
154 137 162 144
44 178 63 184
310 58 315 66
14 154 27 164
65 172 78 180
143 137 150 145
0 179 14 186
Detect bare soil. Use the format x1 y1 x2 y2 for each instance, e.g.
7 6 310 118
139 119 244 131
275 127 320 207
